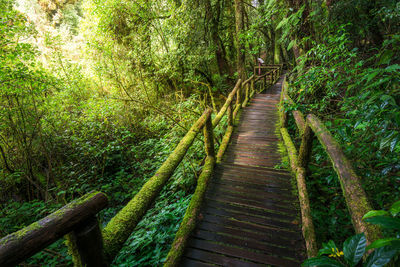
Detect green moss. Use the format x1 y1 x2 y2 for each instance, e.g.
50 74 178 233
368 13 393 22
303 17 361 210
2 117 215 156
102 109 212 261
164 156 215 267
306 114 381 243
280 127 299 172
65 233 83 267
216 126 233 164
212 80 241 127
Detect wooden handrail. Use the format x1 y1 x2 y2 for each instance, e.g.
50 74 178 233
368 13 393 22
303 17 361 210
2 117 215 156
306 115 380 243
0 192 108 266
102 108 213 260
212 79 241 127
164 111 215 266
279 77 381 258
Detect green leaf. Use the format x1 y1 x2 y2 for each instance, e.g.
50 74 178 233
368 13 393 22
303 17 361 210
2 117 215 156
390 200 400 216
385 64 400 72
364 246 398 267
319 240 338 256
276 17 288 30
363 210 389 219
343 233 366 266
364 216 400 230
287 39 296 50
366 238 399 250
302 256 346 267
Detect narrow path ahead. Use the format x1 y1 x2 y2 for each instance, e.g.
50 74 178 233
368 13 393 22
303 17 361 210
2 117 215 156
182 76 306 266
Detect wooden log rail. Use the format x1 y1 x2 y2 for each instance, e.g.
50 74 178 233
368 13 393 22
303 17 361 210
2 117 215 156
0 65 282 267
279 77 380 258
0 192 108 267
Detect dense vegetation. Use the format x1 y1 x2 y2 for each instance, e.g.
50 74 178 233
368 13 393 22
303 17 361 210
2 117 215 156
0 0 399 266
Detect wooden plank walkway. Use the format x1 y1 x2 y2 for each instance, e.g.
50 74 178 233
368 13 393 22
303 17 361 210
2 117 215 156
182 76 306 266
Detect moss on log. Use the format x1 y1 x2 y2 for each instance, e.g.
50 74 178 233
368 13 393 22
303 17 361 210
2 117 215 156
250 79 255 99
296 167 318 257
242 75 254 87
204 115 215 157
0 192 108 267
280 127 318 258
212 79 241 127
242 83 250 107
280 127 299 172
216 126 234 164
298 124 313 168
102 109 212 261
163 156 215 267
306 114 380 244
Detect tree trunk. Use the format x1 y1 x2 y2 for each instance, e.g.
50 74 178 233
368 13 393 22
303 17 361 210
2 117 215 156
234 0 245 81
205 0 232 76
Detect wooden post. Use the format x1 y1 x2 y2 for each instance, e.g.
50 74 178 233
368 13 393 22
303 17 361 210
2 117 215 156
235 84 241 107
263 75 266 90
298 123 313 169
67 216 108 267
242 83 250 107
0 192 108 267
280 128 318 258
270 71 273 85
250 78 255 99
296 167 318 257
227 101 233 127
204 112 215 157
216 101 234 163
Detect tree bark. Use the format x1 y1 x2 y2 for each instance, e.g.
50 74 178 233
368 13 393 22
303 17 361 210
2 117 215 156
234 0 246 81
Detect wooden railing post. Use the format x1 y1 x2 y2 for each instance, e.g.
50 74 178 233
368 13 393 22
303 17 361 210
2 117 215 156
204 111 215 157
250 78 255 99
67 216 108 267
235 84 241 107
298 124 314 169
227 100 233 127
0 192 108 267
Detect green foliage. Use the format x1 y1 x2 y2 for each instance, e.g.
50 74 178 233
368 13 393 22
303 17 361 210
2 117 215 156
303 201 400 266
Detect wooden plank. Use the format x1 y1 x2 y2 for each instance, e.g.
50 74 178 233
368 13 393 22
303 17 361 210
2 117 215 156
213 168 291 183
193 229 297 259
205 199 296 222
207 182 295 201
188 238 300 267
218 163 288 174
181 257 216 267
212 174 292 189
205 194 298 215
202 206 300 230
211 179 292 195
185 248 264 267
200 214 300 239
196 221 298 247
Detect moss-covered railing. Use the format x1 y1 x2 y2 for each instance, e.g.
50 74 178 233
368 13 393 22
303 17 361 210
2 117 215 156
279 77 380 258
0 64 282 267
0 192 108 266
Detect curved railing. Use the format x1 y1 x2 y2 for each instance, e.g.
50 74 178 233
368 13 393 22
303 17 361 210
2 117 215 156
0 64 282 266
279 77 380 258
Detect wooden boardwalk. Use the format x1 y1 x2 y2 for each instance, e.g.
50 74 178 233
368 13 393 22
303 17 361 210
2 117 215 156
182 76 306 266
